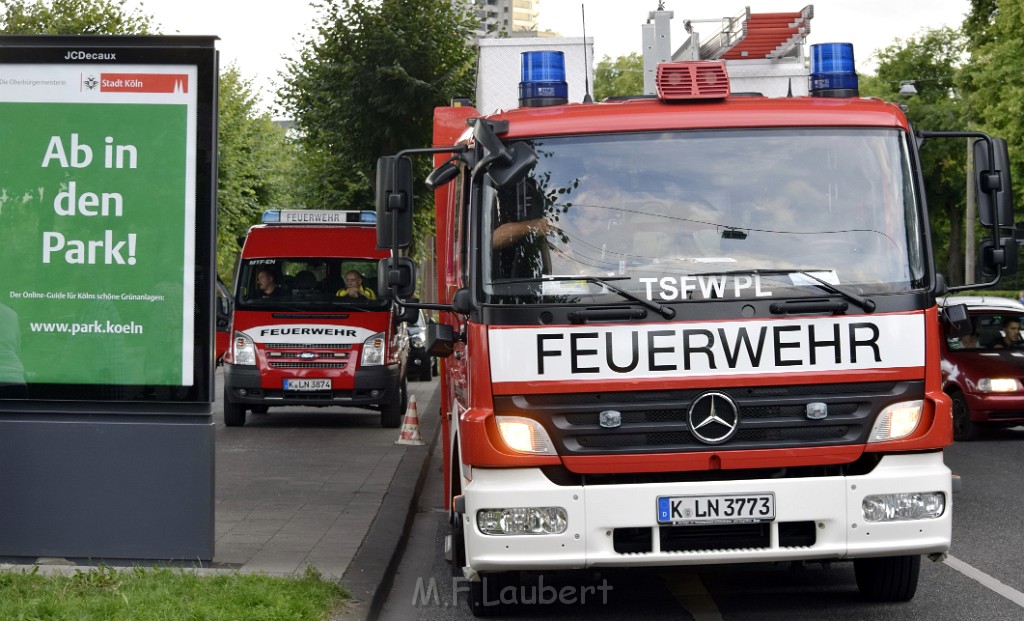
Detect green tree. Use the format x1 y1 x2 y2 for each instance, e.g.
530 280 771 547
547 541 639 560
0 0 155 34
961 0 1024 290
861 28 970 285
280 0 477 259
217 66 298 283
593 53 643 101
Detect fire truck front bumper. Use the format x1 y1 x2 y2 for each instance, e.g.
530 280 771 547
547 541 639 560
461 451 951 572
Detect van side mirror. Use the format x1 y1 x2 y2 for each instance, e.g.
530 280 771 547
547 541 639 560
375 156 414 249
974 138 1014 229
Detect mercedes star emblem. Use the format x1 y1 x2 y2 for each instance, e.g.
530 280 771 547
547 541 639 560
687 392 740 444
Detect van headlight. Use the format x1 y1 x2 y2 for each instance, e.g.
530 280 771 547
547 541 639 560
232 332 257 366
361 331 386 366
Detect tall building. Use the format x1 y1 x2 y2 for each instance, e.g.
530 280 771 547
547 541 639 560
466 0 541 38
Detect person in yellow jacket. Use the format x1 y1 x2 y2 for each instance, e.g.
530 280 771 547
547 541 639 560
337 270 376 301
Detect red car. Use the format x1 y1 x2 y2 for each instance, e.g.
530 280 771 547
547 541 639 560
940 295 1024 440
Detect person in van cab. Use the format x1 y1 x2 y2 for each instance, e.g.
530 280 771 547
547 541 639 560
256 268 286 298
337 270 376 300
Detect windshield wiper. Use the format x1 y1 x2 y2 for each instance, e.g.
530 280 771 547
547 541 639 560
715 268 876 313
493 275 676 319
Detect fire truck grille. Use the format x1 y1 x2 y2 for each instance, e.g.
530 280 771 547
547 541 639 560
494 381 919 455
268 362 347 369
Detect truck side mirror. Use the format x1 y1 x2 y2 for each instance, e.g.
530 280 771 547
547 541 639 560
941 302 973 339
427 323 456 357
395 297 419 325
978 236 1019 279
378 257 417 299
974 138 1014 229
376 156 414 249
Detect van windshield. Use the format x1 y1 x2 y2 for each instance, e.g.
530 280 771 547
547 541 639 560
236 258 386 310
480 128 925 305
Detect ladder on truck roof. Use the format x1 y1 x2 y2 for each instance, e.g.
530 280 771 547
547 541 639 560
679 5 813 61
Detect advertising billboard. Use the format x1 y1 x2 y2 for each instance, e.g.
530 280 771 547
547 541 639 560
0 38 217 402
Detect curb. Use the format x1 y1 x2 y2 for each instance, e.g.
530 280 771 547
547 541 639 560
338 391 441 621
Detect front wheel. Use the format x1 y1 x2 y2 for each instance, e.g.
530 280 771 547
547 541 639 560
951 392 978 441
854 555 920 602
223 386 247 427
380 376 407 428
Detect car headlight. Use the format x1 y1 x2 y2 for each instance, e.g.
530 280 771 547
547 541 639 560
410 334 425 349
232 331 257 366
977 378 1021 392
361 331 386 366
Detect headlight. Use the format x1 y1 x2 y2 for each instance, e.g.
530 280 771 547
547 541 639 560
410 334 425 349
977 378 1021 392
232 332 257 366
361 331 386 366
477 507 568 535
862 492 946 522
868 400 922 442
495 416 556 454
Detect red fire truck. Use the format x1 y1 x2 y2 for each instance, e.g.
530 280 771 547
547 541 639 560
375 39 1014 615
222 210 409 428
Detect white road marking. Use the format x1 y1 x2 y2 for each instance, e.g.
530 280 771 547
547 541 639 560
945 555 1024 608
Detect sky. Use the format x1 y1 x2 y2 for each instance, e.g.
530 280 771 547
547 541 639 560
136 0 971 116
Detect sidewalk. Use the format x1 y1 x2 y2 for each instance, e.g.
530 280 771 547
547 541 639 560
0 376 441 621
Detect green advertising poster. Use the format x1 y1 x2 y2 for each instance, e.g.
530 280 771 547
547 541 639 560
0 64 197 386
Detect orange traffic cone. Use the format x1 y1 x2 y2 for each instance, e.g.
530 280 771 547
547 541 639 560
395 395 424 445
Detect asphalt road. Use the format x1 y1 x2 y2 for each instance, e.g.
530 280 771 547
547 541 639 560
379 425 1024 620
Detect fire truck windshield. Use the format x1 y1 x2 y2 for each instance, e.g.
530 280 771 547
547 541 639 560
481 128 925 305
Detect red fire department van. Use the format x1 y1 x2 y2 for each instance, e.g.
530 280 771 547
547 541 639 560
222 210 409 428
376 36 1014 616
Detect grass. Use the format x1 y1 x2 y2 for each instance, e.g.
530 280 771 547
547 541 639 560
0 565 349 621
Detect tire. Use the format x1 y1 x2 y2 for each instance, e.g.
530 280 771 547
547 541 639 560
380 376 407 428
854 555 920 602
223 386 247 427
951 392 978 442
450 510 466 578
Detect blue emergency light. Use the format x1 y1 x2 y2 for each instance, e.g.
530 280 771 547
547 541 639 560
519 50 568 107
262 210 282 223
809 43 859 98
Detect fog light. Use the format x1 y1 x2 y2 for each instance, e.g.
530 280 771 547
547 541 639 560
238 388 248 397
862 492 946 522
477 507 568 535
